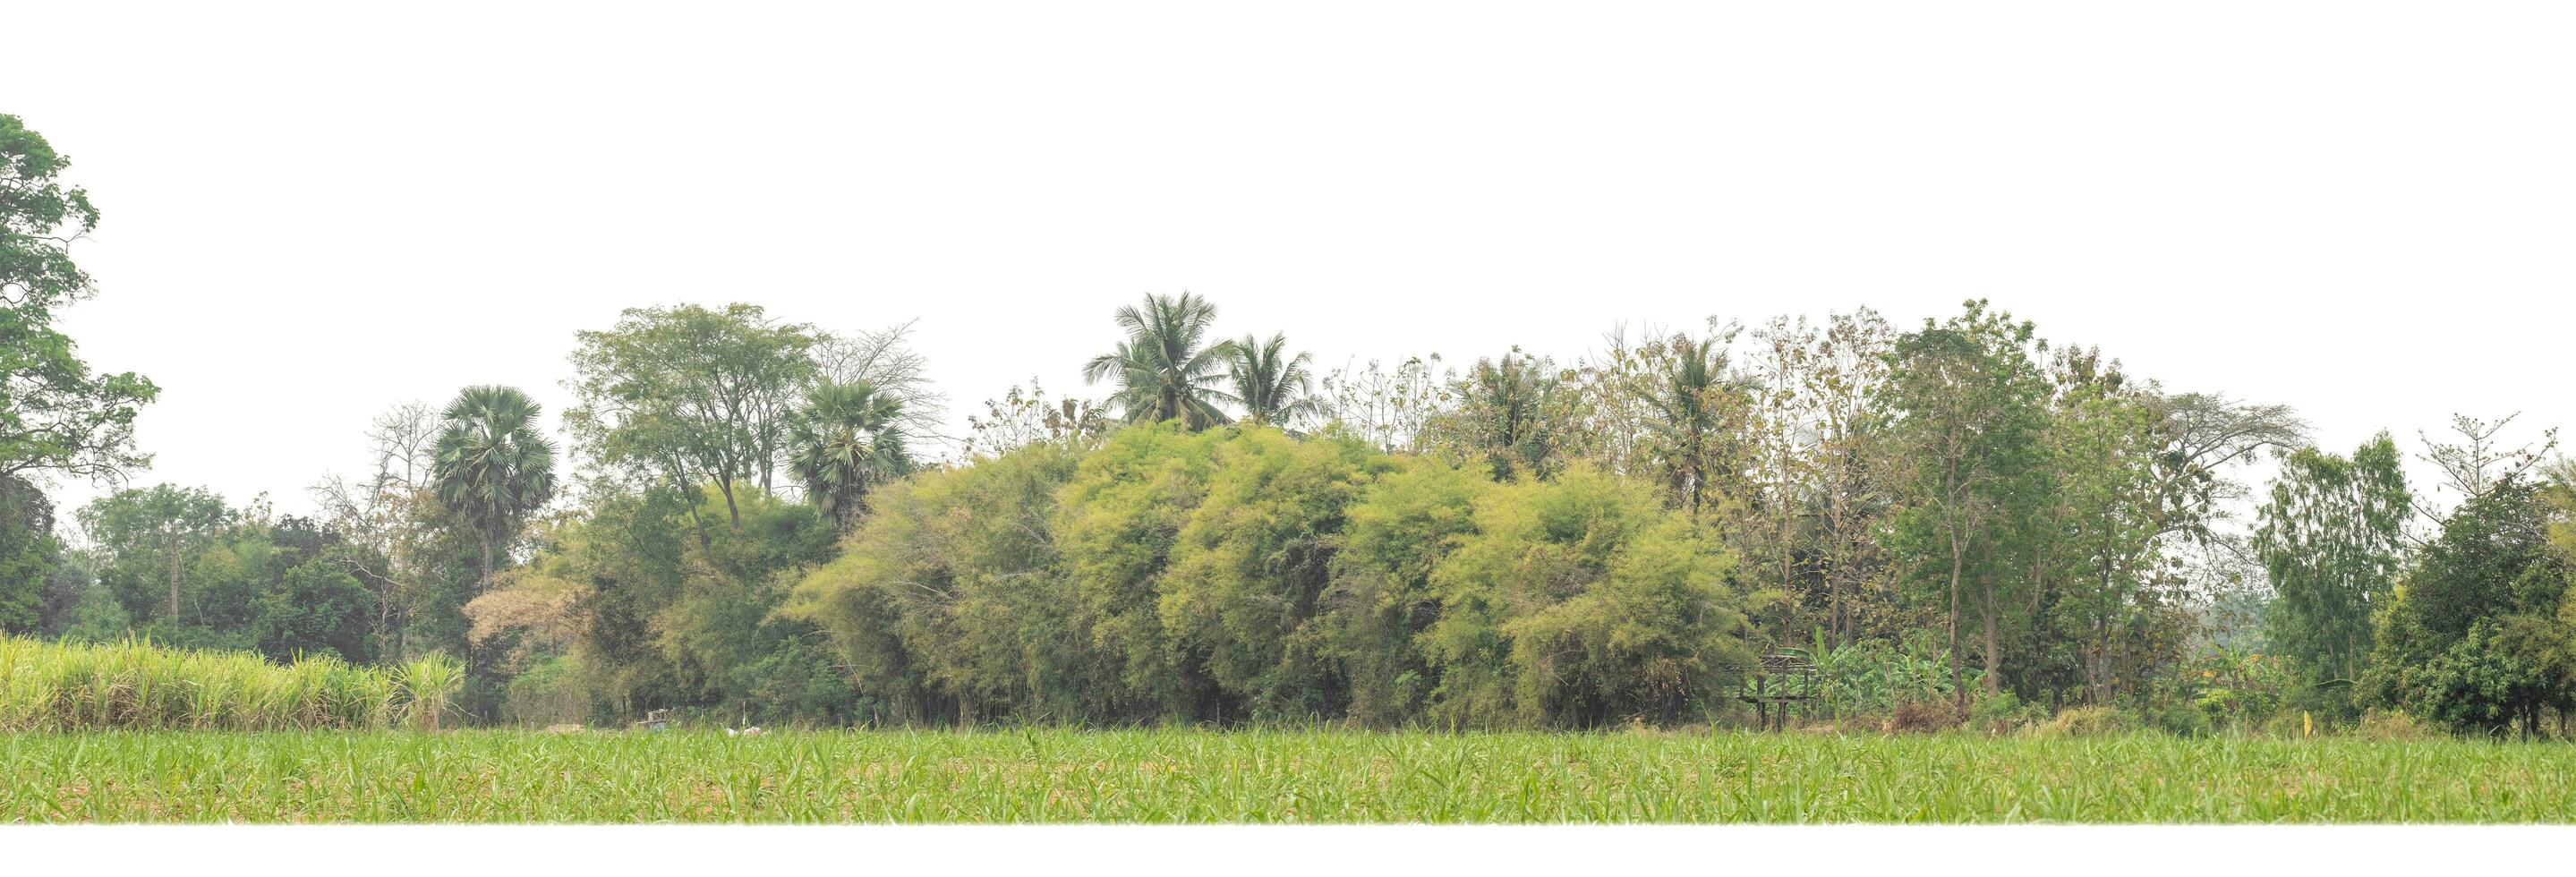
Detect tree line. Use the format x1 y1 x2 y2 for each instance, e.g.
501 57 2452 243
7 114 2574 734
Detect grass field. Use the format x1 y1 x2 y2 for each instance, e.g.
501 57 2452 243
8 728 2576 822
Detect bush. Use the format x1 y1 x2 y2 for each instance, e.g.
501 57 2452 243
2353 709 2440 742
2257 710 2309 738
0 634 418 731
2035 705 2134 737
2151 703 2211 737
503 653 590 727
1965 691 2042 735
1882 700 1965 734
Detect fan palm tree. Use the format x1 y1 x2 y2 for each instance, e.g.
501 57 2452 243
1081 292 1240 430
1225 332 1318 428
789 379 912 531
431 385 558 591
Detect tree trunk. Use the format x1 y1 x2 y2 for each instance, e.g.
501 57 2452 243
1948 536 1965 703
167 531 183 620
1982 575 2000 695
479 535 497 595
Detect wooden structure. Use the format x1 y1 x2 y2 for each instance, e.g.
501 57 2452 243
1738 653 1818 731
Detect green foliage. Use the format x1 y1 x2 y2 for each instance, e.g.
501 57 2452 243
1224 331 1318 427
1419 466 1752 727
52 580 130 644
431 385 558 583
1083 292 1239 430
1053 422 1225 719
791 426 1753 729
1881 300 2051 697
1435 350 1566 481
21 729 2576 822
565 302 823 532
480 483 841 727
250 563 377 665
1800 630 1983 716
1324 457 1488 724
30 273 2573 741
2151 702 2212 738
2181 647 2299 731
788 379 911 531
2353 709 2439 742
2359 479 2572 734
0 474 60 633
398 652 465 730
499 652 589 727
75 484 232 623
2257 434 2410 684
0 635 420 731
785 439 1089 725
2035 705 2135 737
1160 428 1386 719
0 115 159 485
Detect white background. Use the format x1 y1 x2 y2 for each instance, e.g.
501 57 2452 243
12 1 2572 526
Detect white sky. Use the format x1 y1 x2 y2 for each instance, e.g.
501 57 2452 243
13 2 2572 523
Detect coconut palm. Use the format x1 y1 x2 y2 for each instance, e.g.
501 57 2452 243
431 385 557 590
1454 350 1561 480
1081 292 1240 430
1225 332 1317 428
789 379 912 531
1645 335 1732 524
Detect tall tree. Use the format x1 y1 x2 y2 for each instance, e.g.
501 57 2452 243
814 319 949 447
313 401 450 658
788 379 912 532
1881 300 2050 698
0 474 59 633
1082 292 1239 430
2144 393 2307 543
75 484 231 623
565 302 821 532
1645 332 1742 529
1 115 158 483
1443 350 1564 481
2255 433 2410 685
1796 310 1898 645
432 386 558 591
2026 348 2164 702
2359 477 2567 735
1224 332 1317 427
2418 412 2559 512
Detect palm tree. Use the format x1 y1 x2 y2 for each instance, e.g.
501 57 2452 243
1455 350 1560 480
431 386 558 591
1645 335 1730 525
789 379 912 531
1225 332 1317 428
1081 292 1240 430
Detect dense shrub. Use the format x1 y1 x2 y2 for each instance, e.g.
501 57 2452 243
1425 466 1753 728
1802 631 1980 717
1883 701 1965 734
2352 709 2439 742
788 425 1757 729
2035 705 2134 737
2151 703 2212 737
0 635 456 731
